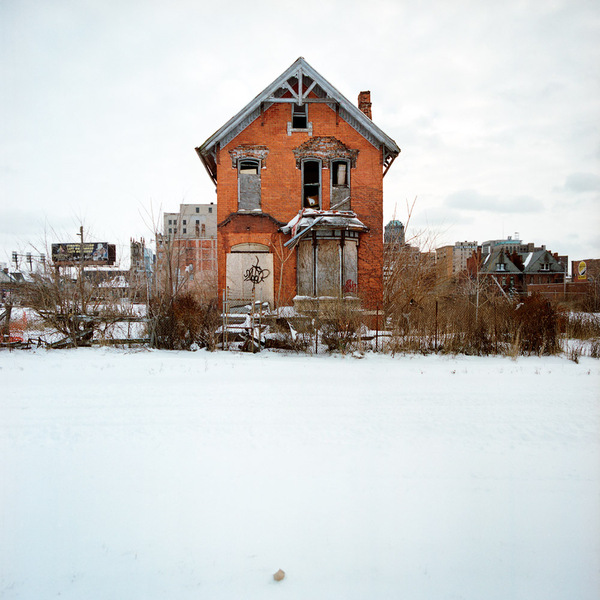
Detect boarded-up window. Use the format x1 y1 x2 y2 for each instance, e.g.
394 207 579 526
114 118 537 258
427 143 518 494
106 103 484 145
297 240 315 296
316 240 341 296
297 236 359 297
331 160 350 210
343 240 358 294
238 159 261 211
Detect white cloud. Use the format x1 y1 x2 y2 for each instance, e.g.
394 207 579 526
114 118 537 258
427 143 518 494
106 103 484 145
445 191 542 214
563 172 600 193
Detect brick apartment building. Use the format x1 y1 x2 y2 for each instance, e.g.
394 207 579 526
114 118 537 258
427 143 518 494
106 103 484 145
156 203 218 297
436 241 478 280
468 246 567 296
195 57 400 309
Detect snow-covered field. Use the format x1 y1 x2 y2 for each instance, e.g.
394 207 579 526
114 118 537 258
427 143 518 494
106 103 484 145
1 348 599 599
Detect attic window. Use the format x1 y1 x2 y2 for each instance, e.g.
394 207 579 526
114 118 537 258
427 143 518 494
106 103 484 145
292 103 307 129
540 263 550 271
496 263 506 272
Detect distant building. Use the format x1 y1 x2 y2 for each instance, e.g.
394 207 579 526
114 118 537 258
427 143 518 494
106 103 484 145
436 241 478 279
157 203 218 297
568 258 599 308
163 203 217 239
384 220 405 245
481 234 535 256
129 238 155 301
130 238 155 274
469 246 567 297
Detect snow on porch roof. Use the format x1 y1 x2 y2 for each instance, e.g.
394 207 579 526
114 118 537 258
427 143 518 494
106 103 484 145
281 209 368 248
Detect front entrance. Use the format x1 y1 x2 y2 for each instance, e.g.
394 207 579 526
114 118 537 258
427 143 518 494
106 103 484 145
226 243 274 306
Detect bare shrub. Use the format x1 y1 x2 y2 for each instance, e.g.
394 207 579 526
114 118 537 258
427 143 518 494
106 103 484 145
148 292 220 350
318 299 362 353
564 312 600 340
23 267 131 347
512 295 561 355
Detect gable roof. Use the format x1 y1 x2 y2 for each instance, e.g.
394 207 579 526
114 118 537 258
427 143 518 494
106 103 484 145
196 57 400 185
480 249 522 274
522 250 564 274
481 248 565 276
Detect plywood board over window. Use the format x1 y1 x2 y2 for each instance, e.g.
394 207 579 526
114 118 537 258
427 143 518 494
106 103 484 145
317 241 340 296
296 236 359 298
343 240 358 294
297 240 315 296
238 159 261 211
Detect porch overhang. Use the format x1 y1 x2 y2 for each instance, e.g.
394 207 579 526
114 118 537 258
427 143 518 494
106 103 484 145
281 209 368 248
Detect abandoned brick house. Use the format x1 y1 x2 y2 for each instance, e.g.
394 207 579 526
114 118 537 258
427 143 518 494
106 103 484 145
195 57 400 310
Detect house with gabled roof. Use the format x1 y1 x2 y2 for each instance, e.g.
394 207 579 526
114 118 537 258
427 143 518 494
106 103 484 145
195 57 400 310
475 247 566 296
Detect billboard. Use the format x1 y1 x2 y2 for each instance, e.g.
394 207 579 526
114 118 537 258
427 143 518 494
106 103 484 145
51 242 116 266
572 260 588 281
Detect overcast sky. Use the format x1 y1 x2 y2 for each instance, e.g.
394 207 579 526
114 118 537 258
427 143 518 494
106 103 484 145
1 0 599 270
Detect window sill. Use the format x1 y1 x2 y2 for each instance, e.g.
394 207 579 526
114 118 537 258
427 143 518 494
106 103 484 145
287 122 313 136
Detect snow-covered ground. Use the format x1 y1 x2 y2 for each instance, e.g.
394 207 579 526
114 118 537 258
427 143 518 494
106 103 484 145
1 348 599 599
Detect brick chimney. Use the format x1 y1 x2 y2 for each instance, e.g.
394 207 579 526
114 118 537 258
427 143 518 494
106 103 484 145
358 91 372 119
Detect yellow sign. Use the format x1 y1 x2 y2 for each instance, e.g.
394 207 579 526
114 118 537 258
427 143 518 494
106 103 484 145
577 260 587 281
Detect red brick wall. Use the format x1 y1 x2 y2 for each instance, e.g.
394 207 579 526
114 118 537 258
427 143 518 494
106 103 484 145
215 100 384 309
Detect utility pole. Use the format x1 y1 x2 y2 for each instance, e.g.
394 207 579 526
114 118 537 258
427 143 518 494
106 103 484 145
79 226 85 316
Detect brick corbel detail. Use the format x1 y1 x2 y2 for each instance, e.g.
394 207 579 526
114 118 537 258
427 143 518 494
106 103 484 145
292 136 359 169
229 144 270 169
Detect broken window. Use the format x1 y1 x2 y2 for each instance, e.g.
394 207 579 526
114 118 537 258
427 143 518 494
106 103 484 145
331 159 351 210
292 103 307 129
238 159 261 211
302 159 321 208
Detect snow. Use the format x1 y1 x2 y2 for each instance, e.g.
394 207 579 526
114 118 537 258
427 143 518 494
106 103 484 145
1 349 599 599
